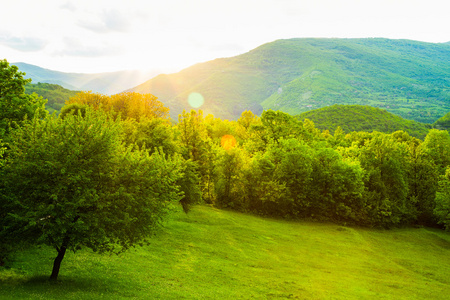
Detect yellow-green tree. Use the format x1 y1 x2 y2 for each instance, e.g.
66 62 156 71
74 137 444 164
66 91 169 121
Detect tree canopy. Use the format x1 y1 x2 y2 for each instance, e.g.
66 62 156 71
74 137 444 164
0 109 182 280
0 59 46 138
66 91 170 121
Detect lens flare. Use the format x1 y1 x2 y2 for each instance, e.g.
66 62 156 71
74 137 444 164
221 135 237 150
188 92 204 108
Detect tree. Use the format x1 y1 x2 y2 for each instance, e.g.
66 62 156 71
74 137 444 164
121 117 179 156
422 129 450 175
0 109 182 280
215 147 249 209
177 159 202 213
435 167 450 230
243 152 287 216
405 137 439 225
348 132 411 226
177 110 216 203
237 110 259 130
66 91 170 121
0 59 46 138
270 139 313 217
309 146 365 223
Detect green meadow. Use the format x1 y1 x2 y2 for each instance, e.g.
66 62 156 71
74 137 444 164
1 205 449 299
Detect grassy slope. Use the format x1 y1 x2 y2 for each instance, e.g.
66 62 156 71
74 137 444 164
297 105 432 139
1 205 449 299
128 38 450 122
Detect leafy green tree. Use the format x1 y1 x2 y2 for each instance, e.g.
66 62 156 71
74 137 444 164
310 146 365 223
215 147 249 209
270 139 313 217
422 129 450 175
122 117 179 156
434 167 450 230
237 110 259 130
0 109 182 280
405 137 439 225
177 109 216 203
242 151 287 216
260 110 305 144
66 91 170 121
59 103 89 119
177 159 202 213
0 59 46 138
352 132 411 226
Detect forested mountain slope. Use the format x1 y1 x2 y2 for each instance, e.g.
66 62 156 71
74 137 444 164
24 83 80 114
297 105 432 139
434 111 450 130
128 38 450 122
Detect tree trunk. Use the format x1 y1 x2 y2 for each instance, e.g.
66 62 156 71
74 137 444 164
49 217 78 281
49 245 67 281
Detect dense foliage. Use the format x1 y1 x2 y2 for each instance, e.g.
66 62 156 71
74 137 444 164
0 59 46 138
66 91 170 121
167 108 449 230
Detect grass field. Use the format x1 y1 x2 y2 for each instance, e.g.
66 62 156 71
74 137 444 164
1 205 449 299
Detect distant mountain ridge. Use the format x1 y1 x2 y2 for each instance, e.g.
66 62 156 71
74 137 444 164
13 62 158 95
128 38 450 122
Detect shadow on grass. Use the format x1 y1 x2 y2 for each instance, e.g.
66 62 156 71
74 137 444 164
8 273 128 295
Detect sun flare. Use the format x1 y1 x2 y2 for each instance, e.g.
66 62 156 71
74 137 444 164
221 134 237 150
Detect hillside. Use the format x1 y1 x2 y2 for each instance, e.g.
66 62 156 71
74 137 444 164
128 38 450 122
1 205 449 299
434 111 450 130
297 105 432 139
13 63 157 95
24 82 80 114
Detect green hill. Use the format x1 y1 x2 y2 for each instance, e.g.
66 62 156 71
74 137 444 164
24 82 80 114
297 105 432 139
128 38 450 122
1 205 449 299
434 111 450 130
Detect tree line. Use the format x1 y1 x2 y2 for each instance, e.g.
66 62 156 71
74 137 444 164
1 59 450 280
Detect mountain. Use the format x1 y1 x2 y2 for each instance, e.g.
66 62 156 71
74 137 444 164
297 105 431 139
13 62 158 95
128 38 450 122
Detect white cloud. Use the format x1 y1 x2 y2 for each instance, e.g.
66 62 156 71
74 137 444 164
0 33 48 52
60 2 77 12
78 9 131 33
54 37 124 57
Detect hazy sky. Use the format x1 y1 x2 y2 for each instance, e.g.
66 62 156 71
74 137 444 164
1 0 448 74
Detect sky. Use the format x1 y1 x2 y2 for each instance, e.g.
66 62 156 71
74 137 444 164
1 0 449 74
